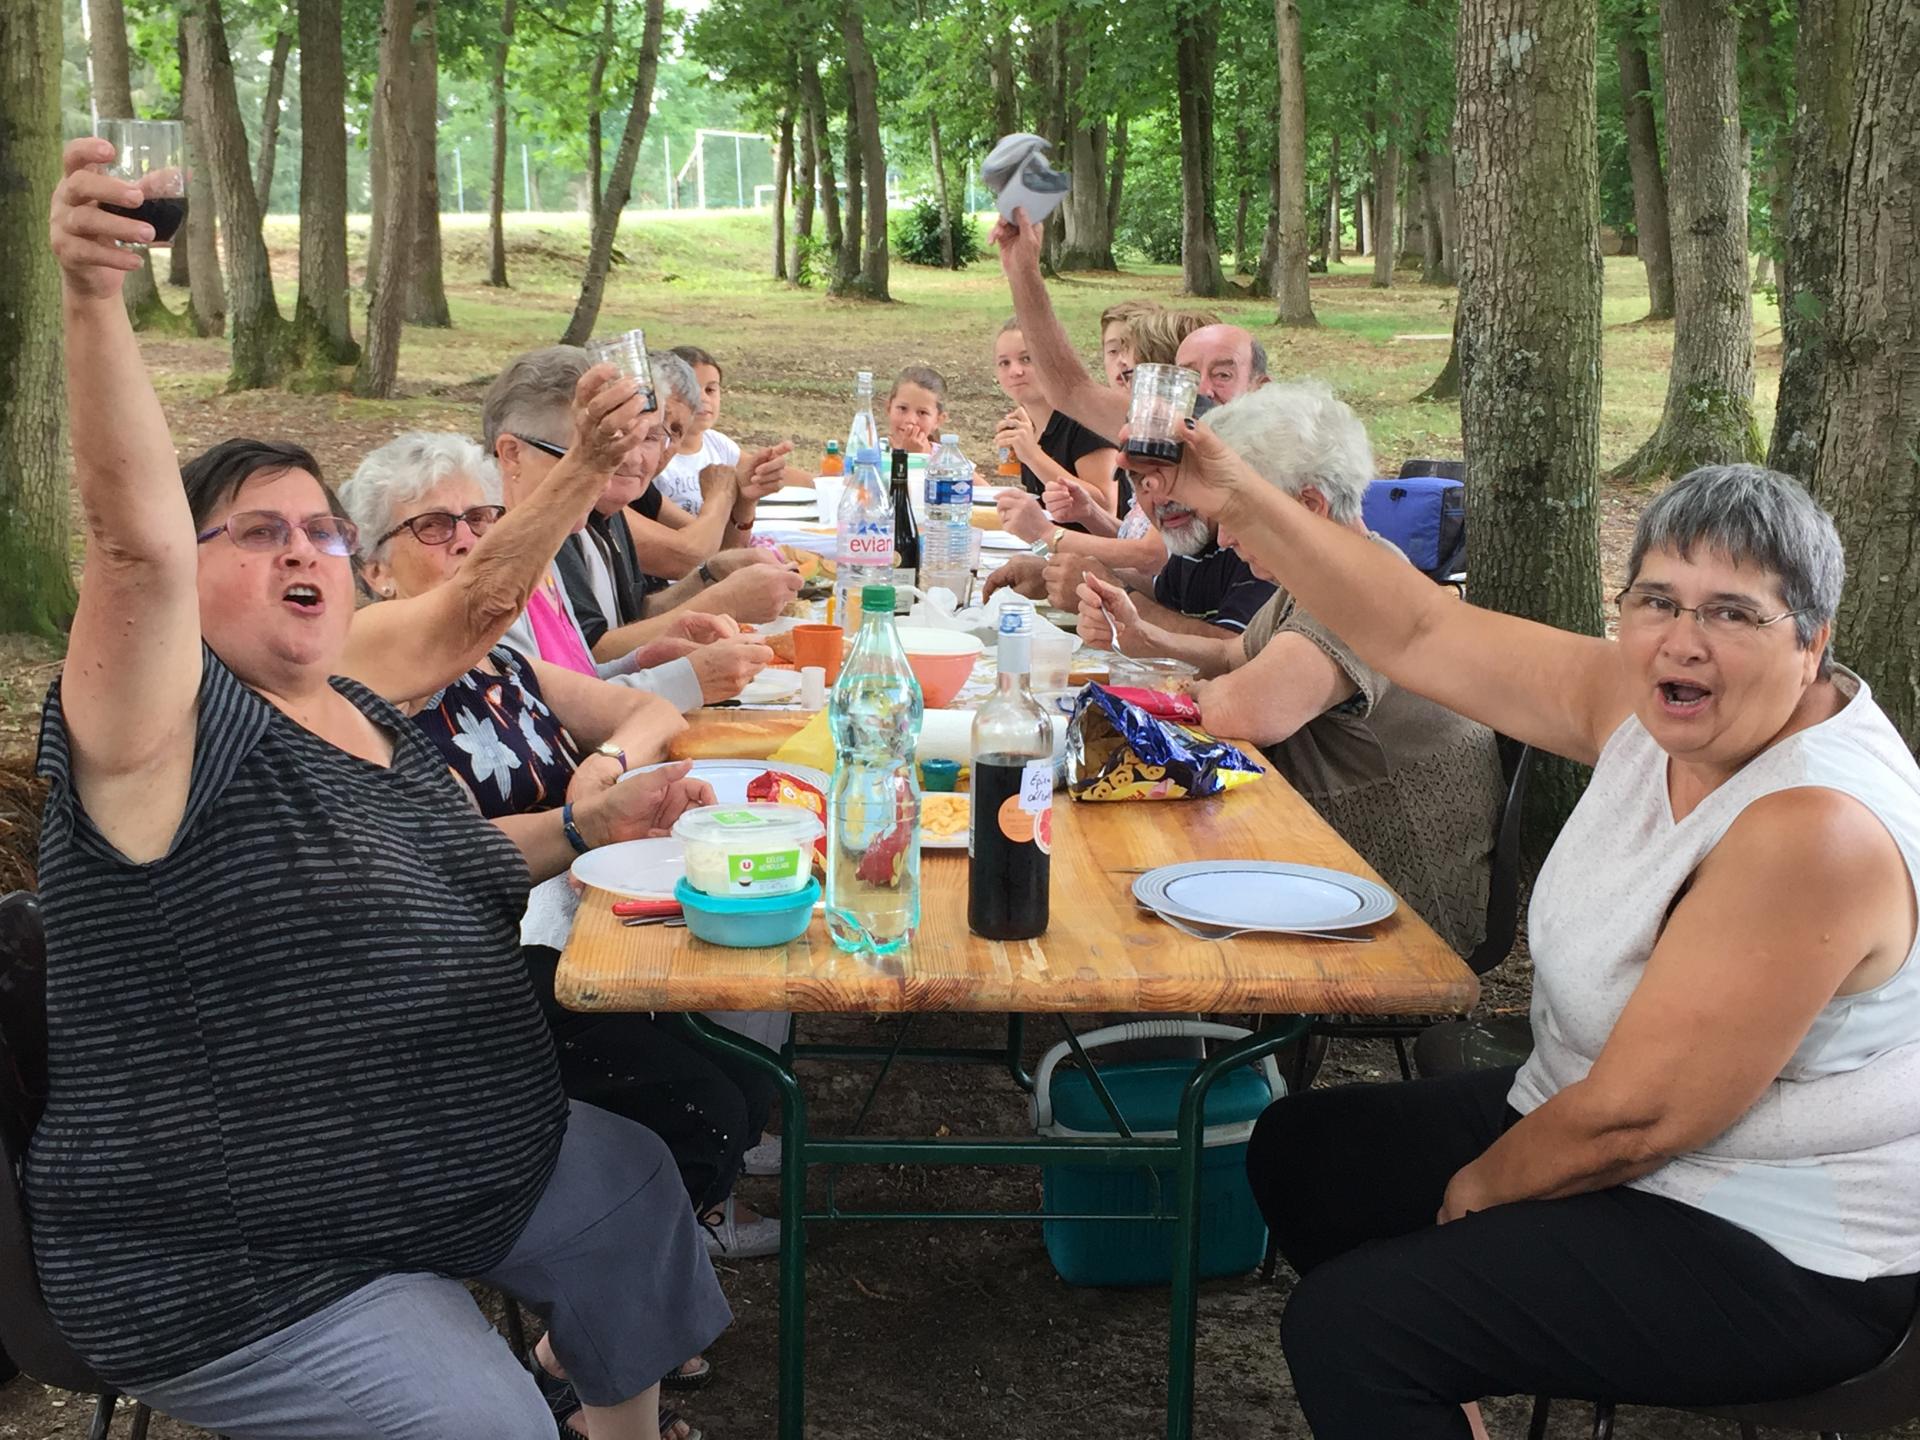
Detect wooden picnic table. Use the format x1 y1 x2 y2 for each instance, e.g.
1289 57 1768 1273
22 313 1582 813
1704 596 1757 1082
556 706 1475 1440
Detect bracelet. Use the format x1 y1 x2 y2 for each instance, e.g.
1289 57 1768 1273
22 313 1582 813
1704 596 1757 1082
697 561 717 586
729 510 754 528
560 801 591 855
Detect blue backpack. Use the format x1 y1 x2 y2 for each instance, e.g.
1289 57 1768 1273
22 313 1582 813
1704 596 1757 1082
1363 475 1466 584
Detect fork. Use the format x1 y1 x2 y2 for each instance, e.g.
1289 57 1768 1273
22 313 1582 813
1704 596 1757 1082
1140 903 1373 944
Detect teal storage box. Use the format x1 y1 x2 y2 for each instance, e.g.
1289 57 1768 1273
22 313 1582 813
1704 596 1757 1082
1032 1022 1282 1287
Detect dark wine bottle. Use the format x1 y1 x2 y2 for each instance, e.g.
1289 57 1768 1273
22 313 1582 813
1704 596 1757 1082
890 447 920 610
968 600 1053 939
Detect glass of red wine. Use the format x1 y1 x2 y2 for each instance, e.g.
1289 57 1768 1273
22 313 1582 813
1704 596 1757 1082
94 118 188 249
1125 363 1202 465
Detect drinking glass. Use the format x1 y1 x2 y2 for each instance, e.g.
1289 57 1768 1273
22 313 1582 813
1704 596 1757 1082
585 330 658 411
94 118 188 249
1125 364 1201 464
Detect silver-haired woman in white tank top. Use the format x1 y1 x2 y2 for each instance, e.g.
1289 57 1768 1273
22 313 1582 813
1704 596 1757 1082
1125 413 1920 1439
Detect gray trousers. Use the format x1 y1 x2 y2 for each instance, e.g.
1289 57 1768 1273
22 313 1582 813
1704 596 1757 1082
135 1102 730 1440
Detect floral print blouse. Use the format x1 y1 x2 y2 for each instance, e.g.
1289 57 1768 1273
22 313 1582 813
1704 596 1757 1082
412 646 582 819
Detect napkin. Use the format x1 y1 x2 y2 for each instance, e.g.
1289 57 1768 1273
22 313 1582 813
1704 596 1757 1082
981 134 1071 224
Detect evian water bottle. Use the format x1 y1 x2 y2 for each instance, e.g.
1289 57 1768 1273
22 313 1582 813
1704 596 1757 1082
835 447 892 633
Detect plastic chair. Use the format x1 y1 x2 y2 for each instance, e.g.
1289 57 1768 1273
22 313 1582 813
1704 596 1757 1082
1528 1292 1920 1439
0 890 151 1440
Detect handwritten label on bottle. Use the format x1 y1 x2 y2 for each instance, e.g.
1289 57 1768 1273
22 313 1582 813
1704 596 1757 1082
1018 759 1053 815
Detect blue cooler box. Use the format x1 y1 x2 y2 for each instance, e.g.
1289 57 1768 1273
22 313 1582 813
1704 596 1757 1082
1032 1022 1283 1287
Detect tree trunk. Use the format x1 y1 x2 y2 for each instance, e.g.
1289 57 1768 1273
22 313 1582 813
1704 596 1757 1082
403 0 451 328
186 0 289 389
254 18 292 212
835 0 890 300
802 64 843 265
294 0 355 365
179 20 226 336
1371 126 1400 287
928 111 956 269
836 109 863 290
587 0 614 226
485 0 516 287
0 0 75 636
1419 153 1445 283
773 103 794 278
559 0 664 345
365 49 390 293
1039 19 1067 273
1328 132 1343 262
1751 252 1773 290
1616 31 1676 321
1423 145 1456 283
1613 0 1760 479
1418 312 1463 401
1232 122 1252 274
1272 0 1316 324
353 0 418 397
1456 0 1605 837
1358 181 1372 253
1781 0 1920 746
1175 22 1226 297
1058 32 1116 271
990 32 1018 140
1251 115 1280 299
1107 114 1129 235
795 85 817 244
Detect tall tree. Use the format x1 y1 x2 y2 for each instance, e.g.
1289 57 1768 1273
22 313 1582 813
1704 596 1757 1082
1058 23 1117 271
295 0 357 364
178 19 226 336
1456 0 1605 831
87 0 182 332
560 0 666 344
586 0 616 226
773 103 795 279
185 0 292 389
835 0 890 299
1423 147 1457 282
1370 108 1401 288
801 63 844 268
1175 19 1226 296
795 84 818 247
1327 132 1343 263
354 0 419 398
485 0 517 287
1615 26 1675 320
254 16 293 211
0 0 75 636
1271 0 1316 324
1773 0 1920 745
1614 0 1760 478
404 0 452 328
927 112 956 270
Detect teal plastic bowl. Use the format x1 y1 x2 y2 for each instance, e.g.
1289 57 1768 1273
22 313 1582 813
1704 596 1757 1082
674 876 818 948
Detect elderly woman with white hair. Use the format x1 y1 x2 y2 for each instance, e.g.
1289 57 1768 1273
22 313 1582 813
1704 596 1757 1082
1127 414 1920 1438
1083 382 1503 956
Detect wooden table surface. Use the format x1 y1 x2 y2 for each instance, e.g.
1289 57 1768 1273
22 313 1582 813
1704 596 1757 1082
557 710 1476 1019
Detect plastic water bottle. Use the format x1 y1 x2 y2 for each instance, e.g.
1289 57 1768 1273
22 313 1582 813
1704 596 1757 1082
835 447 892 633
919 433 976 605
827 583 924 957
846 371 879 464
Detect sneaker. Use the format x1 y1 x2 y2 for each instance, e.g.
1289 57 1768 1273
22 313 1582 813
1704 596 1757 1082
741 1134 783 1177
702 1197 781 1259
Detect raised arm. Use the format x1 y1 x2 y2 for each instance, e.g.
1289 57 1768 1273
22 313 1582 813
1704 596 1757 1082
1136 420 1630 764
339 365 646 705
994 212 1129 439
49 139 205 857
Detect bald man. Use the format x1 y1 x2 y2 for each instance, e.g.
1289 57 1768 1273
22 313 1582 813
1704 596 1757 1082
1177 324 1270 408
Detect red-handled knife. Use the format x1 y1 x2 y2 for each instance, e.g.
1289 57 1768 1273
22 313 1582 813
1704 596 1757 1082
610 897 683 918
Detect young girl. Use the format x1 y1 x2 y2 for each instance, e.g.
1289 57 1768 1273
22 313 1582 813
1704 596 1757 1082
884 365 947 454
992 319 1121 522
655 344 741 514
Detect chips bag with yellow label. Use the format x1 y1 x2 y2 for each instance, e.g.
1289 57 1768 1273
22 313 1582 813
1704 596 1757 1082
1065 685 1261 802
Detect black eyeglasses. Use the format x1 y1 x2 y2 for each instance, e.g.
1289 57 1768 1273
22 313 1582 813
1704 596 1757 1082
513 434 568 460
378 505 507 547
197 510 359 557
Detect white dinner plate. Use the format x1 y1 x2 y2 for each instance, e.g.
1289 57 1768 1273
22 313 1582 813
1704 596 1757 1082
977 530 1031 552
734 669 804 706
1131 861 1397 933
758 492 819 508
623 757 831 804
569 836 686 899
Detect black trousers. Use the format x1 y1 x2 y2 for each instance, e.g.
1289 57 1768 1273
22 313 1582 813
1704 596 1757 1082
1245 1066 1919 1440
525 947 775 1215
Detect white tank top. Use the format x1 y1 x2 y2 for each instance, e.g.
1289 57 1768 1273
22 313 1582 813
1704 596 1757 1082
1510 669 1920 1280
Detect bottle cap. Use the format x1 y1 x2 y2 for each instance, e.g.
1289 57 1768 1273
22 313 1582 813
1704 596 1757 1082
854 447 883 468
825 440 840 453
941 433 959 446
998 598 1035 636
862 583 895 612
919 759 960 792
857 370 874 384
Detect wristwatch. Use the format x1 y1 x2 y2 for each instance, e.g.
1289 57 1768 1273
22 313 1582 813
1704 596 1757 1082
592 742 627 774
1027 527 1069 558
696 561 717 586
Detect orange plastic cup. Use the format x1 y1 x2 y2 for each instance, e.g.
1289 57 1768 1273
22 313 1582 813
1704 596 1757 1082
792 624 846 685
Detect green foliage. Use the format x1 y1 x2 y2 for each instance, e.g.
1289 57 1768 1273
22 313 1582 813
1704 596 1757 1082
889 196 980 268
1113 113 1184 265
794 231 826 288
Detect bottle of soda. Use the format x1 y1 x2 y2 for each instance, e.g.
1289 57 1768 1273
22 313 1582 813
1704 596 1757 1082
919 434 975 606
835 448 892 633
890 447 920 610
846 371 879 465
820 439 844 477
968 599 1053 939
827 583 925 957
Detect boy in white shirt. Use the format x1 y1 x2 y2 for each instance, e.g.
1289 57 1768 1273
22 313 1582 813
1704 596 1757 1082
656 344 740 513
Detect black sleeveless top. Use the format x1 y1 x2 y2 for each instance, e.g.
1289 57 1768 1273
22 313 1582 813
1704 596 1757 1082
412 646 581 819
28 649 568 1388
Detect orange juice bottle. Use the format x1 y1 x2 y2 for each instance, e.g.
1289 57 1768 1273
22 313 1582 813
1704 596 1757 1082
996 445 1023 479
821 440 845 477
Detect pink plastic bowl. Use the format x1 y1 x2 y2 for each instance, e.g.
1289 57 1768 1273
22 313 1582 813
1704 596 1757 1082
895 626 985 709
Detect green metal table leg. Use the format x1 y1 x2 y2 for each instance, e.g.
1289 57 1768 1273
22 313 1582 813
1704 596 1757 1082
1005 1014 1034 1092
1165 1017 1310 1440
673 1014 810 1440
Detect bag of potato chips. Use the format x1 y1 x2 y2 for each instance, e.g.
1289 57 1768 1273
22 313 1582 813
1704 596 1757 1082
1065 684 1261 802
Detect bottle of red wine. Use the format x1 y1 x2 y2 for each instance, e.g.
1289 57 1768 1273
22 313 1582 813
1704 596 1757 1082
890 447 920 611
968 599 1053 939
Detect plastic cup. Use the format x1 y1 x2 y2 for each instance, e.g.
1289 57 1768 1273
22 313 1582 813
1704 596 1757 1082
585 330 657 411
800 665 828 709
793 624 845 684
1125 364 1201 465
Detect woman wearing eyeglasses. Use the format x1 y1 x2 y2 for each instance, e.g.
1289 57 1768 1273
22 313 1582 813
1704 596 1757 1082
1124 413 1920 1438
31 138 727 1440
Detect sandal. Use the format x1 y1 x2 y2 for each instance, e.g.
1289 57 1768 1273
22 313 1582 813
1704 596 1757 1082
527 1348 704 1439
661 1355 713 1392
